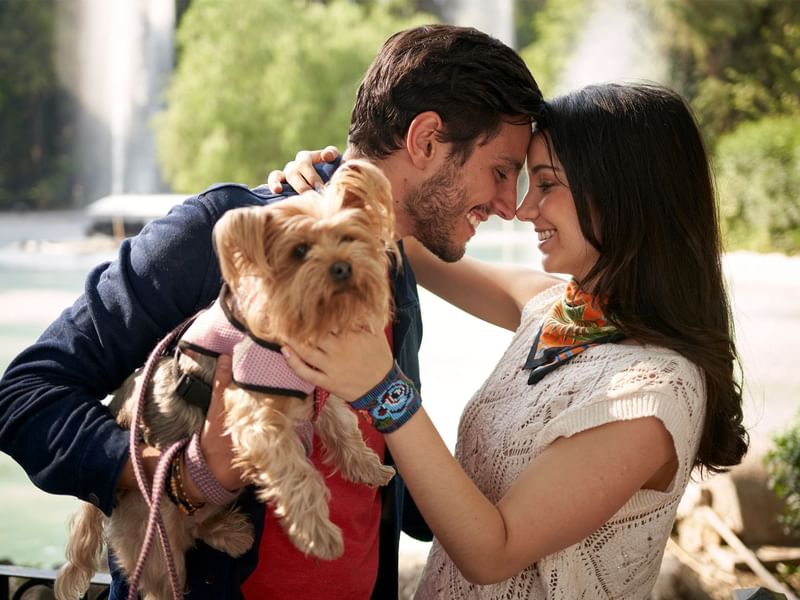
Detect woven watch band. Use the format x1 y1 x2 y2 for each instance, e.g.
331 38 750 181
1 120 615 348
351 362 421 433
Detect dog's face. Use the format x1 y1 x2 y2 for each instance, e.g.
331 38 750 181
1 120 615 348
214 160 398 344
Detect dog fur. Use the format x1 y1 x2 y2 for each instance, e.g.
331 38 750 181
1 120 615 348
55 160 398 600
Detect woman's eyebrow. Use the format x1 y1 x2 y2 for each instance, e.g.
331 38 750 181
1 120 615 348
529 163 561 175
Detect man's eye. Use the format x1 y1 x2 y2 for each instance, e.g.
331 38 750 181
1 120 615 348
293 243 309 259
495 169 508 181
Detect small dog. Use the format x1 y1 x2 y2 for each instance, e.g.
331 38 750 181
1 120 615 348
55 160 398 600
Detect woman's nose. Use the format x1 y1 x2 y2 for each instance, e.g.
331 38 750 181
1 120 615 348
516 190 539 222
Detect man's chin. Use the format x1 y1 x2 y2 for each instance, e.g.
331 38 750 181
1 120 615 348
430 243 466 263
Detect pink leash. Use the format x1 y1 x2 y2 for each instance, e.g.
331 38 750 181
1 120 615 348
127 320 195 600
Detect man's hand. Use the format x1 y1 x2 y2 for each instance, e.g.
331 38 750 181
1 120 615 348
267 146 340 193
191 354 245 495
281 328 393 403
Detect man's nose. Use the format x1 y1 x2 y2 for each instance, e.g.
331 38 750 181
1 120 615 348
491 181 518 221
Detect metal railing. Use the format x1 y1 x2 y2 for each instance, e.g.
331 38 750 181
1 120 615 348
0 564 110 600
0 563 791 599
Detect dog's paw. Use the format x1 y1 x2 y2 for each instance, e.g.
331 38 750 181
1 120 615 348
372 464 397 487
346 463 396 487
220 532 255 558
200 511 255 558
289 517 344 561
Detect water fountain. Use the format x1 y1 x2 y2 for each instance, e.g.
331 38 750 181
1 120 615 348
443 0 514 46
558 0 667 92
54 0 176 206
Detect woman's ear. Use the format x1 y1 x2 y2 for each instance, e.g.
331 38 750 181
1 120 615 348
405 111 445 169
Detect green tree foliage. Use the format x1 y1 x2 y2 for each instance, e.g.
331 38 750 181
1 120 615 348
765 412 800 535
517 0 592 96
716 116 800 254
644 0 800 145
156 0 433 192
0 0 74 210
514 0 548 50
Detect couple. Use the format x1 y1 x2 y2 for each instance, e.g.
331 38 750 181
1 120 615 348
0 23 747 599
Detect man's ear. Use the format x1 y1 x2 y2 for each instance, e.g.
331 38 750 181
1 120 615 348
405 111 445 170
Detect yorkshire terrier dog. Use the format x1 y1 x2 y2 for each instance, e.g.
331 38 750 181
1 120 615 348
55 160 398 600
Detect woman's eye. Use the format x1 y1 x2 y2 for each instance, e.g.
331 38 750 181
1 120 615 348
495 169 508 181
536 180 555 191
293 243 309 259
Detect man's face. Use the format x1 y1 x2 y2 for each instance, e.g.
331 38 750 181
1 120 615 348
403 121 530 262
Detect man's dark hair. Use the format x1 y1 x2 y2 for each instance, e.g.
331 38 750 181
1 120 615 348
348 24 543 164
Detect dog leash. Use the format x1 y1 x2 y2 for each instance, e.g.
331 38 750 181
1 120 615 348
128 318 196 600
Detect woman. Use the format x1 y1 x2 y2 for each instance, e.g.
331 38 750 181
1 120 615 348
279 83 748 598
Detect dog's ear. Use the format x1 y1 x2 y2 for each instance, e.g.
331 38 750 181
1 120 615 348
328 160 395 242
213 206 275 287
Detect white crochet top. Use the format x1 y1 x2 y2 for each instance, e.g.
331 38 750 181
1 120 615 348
415 283 706 599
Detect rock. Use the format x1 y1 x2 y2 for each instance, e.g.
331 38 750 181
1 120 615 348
650 550 711 600
702 447 800 547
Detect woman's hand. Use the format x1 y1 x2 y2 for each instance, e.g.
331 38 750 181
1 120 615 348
281 328 393 402
267 146 340 193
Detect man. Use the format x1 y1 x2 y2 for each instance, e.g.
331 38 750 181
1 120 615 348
0 24 541 599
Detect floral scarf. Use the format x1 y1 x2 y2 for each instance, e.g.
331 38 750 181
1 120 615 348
523 279 624 385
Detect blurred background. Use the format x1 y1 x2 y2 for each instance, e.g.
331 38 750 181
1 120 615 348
0 0 798 597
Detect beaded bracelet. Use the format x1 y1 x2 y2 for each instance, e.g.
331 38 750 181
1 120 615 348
351 362 421 433
165 447 206 516
184 433 240 506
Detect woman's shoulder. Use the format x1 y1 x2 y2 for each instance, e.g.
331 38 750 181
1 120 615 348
597 344 706 414
520 280 568 324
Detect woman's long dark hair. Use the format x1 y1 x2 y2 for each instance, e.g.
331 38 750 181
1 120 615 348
538 83 748 473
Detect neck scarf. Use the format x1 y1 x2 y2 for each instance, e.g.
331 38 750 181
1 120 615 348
523 279 624 385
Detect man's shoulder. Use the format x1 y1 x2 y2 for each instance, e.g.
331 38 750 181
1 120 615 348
194 182 295 211
193 158 339 212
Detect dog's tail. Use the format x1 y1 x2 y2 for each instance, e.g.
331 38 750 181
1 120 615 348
54 503 108 600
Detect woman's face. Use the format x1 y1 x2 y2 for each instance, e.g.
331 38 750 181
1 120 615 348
516 133 599 282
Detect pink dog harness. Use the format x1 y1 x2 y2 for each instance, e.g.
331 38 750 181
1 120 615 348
178 291 314 400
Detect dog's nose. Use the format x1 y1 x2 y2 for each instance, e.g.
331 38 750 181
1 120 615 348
330 261 352 281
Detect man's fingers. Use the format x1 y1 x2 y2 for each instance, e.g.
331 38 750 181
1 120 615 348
207 354 232 422
214 353 232 389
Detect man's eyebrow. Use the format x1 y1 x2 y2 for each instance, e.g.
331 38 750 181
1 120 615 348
498 156 525 172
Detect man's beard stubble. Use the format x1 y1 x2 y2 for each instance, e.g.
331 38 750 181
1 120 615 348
404 163 468 263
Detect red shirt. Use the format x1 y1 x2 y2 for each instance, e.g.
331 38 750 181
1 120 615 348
241 326 392 599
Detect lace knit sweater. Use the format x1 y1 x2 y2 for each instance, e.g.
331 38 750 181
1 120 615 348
415 283 706 599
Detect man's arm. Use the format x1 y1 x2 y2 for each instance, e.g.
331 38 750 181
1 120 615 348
403 237 562 331
0 194 237 515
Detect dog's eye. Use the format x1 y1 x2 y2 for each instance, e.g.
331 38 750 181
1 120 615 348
293 243 309 259
341 235 355 243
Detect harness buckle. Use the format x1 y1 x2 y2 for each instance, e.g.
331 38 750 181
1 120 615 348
174 372 212 415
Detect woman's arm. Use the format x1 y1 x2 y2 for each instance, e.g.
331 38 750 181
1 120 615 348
404 237 563 331
383 409 674 583
281 328 678 585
